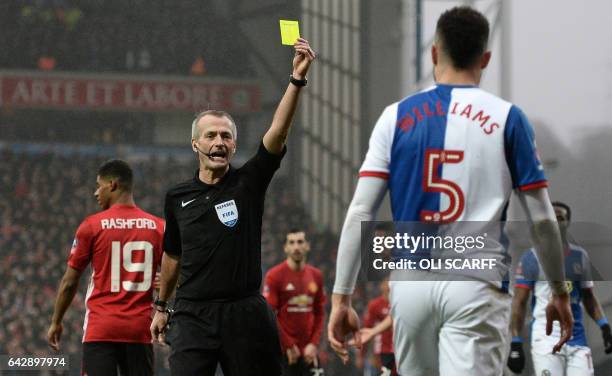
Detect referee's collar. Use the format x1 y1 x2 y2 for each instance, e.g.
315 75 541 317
193 167 235 188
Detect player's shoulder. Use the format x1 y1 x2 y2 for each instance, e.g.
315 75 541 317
266 261 288 277
568 243 589 260
369 295 385 308
305 263 323 276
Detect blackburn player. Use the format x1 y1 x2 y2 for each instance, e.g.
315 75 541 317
328 6 573 376
264 229 326 376
507 202 612 375
47 160 164 376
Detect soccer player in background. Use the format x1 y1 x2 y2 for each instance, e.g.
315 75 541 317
264 229 326 376
328 6 573 376
508 202 612 375
358 279 397 376
47 160 164 376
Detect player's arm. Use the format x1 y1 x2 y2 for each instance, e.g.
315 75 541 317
329 103 393 363
329 177 388 363
582 287 612 354
304 273 326 365
263 38 315 155
360 315 392 345
507 285 531 373
48 266 84 351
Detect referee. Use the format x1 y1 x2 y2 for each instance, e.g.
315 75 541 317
150 38 315 376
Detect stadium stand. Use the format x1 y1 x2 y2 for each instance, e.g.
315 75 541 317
0 1 249 76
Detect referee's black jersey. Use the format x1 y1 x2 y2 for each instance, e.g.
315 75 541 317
163 142 286 301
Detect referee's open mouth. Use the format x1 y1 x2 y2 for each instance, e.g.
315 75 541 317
207 150 228 162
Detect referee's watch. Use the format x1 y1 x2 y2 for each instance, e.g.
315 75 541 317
154 299 167 311
289 74 307 87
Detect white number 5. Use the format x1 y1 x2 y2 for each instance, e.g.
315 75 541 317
111 241 153 292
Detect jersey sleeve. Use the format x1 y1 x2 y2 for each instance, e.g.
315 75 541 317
515 249 540 290
359 104 397 179
504 106 548 191
262 269 279 310
364 301 376 328
163 192 182 256
67 219 94 271
309 270 326 346
241 141 286 194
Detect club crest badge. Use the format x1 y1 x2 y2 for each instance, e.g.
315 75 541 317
215 200 238 227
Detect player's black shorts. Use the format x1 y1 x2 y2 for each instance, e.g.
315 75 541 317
166 293 282 376
282 356 325 376
82 342 153 376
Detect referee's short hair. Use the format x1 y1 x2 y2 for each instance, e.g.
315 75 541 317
191 110 238 141
435 6 490 69
98 159 133 192
552 201 571 222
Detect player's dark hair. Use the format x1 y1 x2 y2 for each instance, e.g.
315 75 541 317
435 6 490 69
286 228 307 242
98 159 134 192
552 201 571 222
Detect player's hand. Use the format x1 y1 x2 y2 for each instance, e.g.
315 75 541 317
506 340 525 373
47 322 63 351
358 327 375 345
287 345 301 365
150 310 169 345
327 296 361 365
602 323 612 354
303 343 318 365
292 38 315 80
545 292 574 353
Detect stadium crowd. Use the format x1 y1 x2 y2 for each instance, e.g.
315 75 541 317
0 1 249 76
0 145 373 374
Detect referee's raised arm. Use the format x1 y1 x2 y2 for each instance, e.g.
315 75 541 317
263 38 316 155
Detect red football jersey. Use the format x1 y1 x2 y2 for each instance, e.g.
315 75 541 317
263 261 326 352
364 295 394 354
67 204 164 343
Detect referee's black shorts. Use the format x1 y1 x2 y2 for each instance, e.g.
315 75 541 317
82 342 153 376
166 293 282 376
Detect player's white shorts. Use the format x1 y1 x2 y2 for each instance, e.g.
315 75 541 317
389 273 511 376
531 339 594 376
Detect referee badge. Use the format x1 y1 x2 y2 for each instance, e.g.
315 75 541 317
215 200 239 227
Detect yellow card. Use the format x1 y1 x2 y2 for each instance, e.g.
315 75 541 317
279 20 300 45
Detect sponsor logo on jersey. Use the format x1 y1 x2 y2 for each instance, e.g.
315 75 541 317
285 283 295 291
308 281 318 294
215 200 238 227
181 198 196 207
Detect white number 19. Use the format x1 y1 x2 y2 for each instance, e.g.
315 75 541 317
110 241 153 292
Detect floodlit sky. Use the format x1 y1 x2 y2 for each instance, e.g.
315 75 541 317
417 0 612 146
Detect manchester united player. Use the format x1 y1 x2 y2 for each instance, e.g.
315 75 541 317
47 160 164 376
264 229 326 376
360 279 397 376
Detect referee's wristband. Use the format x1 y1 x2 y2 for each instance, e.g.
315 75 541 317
597 318 609 328
511 336 523 343
154 299 167 308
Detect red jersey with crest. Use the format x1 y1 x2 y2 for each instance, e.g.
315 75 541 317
263 261 326 352
364 295 394 354
67 204 164 343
